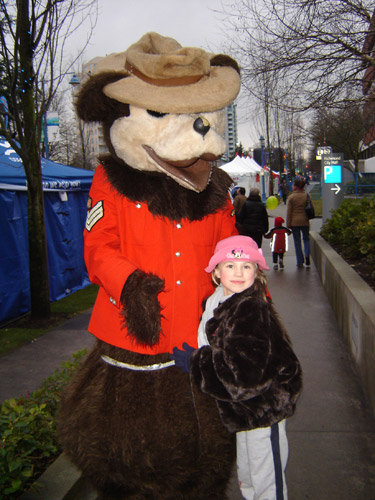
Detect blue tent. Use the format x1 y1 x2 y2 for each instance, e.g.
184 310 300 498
0 138 94 324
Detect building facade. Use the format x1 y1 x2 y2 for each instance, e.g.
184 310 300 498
223 103 238 163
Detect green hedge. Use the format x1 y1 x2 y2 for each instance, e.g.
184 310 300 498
0 350 87 499
320 197 375 276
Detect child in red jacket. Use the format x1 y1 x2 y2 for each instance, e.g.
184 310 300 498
264 216 292 270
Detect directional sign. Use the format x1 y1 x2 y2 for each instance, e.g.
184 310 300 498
321 153 344 223
324 164 342 183
316 145 332 160
331 184 341 195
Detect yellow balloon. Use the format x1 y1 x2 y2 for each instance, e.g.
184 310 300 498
266 196 279 210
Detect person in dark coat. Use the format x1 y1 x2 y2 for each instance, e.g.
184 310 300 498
236 187 269 247
280 179 290 205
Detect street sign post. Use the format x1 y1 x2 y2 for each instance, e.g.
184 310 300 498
321 153 344 223
316 145 332 160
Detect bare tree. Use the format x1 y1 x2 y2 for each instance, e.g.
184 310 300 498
309 104 366 166
0 0 97 319
220 0 375 112
47 89 87 168
362 10 375 145
48 108 82 166
52 118 80 165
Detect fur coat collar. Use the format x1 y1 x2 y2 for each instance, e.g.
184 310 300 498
100 155 233 222
190 287 302 433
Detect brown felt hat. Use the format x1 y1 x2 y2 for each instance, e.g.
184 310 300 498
93 32 241 113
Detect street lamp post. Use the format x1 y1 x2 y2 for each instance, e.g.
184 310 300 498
259 135 266 203
69 74 80 86
41 81 49 159
43 109 49 159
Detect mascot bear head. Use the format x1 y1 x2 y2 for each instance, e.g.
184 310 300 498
75 32 241 195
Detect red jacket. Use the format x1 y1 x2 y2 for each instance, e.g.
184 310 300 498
84 165 237 354
264 225 292 254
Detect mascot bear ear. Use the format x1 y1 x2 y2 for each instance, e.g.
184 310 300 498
75 71 130 123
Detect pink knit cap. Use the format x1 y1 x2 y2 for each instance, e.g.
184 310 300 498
205 235 269 272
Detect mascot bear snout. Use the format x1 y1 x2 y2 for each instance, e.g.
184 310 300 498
108 105 227 192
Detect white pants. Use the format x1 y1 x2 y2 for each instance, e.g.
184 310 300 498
236 420 289 500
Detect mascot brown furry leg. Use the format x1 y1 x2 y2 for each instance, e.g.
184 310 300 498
57 32 241 499
58 342 236 499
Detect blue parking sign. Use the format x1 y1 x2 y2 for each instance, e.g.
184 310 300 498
324 164 342 183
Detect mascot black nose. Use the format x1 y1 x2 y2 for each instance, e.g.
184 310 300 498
193 117 210 137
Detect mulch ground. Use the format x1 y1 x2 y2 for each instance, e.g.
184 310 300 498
3 312 74 330
330 244 375 292
345 258 375 292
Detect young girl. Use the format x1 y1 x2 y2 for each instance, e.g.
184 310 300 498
172 235 302 500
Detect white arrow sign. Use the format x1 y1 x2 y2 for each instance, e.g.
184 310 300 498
331 184 341 195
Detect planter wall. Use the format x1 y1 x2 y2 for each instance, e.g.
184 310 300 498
310 231 375 418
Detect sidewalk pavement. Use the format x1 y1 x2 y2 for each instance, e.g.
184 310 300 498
1 200 375 500
262 202 375 500
0 310 95 403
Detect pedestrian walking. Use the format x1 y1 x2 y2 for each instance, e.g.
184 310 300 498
233 187 247 233
264 216 292 270
280 180 290 205
233 187 247 215
236 187 269 248
286 177 314 267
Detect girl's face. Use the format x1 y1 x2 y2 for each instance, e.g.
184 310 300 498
214 260 257 296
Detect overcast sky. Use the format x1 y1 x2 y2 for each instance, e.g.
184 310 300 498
76 0 227 60
65 0 258 148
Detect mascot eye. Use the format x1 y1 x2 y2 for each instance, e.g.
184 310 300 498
147 110 168 118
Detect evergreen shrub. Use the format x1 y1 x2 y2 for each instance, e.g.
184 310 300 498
320 197 375 277
0 350 87 499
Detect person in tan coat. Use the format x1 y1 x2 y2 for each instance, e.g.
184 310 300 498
286 177 314 267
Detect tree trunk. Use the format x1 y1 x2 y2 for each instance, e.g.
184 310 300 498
17 0 50 319
27 160 51 319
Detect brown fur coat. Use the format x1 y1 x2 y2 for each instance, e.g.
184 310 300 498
190 287 302 433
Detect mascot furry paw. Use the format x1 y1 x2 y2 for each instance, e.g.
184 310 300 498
57 32 241 500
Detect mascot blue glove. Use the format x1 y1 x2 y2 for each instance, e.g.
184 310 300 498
171 343 195 373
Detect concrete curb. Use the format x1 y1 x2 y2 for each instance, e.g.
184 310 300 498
310 231 375 418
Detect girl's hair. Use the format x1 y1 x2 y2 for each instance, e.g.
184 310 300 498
212 264 268 301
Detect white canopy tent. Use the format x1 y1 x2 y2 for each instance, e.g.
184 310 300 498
219 156 270 198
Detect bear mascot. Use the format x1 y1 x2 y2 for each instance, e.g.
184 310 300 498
57 32 241 500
